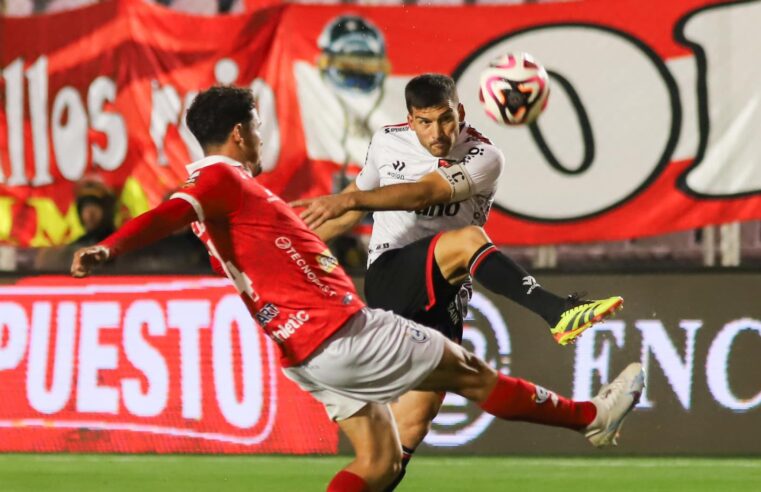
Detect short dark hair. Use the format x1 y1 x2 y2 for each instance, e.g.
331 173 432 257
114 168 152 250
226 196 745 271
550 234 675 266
404 74 458 113
186 85 255 148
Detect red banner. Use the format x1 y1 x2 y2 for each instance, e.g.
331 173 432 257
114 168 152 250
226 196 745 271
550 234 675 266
1 0 760 247
0 275 337 453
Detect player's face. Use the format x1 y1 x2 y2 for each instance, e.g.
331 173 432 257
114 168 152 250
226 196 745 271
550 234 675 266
240 109 264 176
408 101 464 157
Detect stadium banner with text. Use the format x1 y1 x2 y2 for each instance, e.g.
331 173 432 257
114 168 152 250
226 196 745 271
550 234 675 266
0 275 338 454
1 0 761 248
350 273 761 456
0 273 759 455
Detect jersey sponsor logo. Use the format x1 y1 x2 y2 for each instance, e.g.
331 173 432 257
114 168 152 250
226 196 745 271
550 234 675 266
386 161 408 181
438 159 456 168
270 310 310 343
386 171 409 181
316 249 339 273
407 326 430 343
459 145 486 166
383 125 408 133
275 237 338 297
255 303 280 327
415 202 461 219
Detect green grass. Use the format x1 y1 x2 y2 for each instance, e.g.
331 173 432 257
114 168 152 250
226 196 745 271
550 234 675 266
0 455 759 491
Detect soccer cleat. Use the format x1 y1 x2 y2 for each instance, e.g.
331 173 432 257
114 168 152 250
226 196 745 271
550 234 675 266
584 362 645 448
551 295 624 345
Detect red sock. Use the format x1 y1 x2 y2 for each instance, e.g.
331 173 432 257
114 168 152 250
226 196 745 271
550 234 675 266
479 374 596 430
327 470 369 492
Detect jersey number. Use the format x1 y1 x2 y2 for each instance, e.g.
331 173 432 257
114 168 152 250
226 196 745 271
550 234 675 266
193 221 260 303
225 261 260 302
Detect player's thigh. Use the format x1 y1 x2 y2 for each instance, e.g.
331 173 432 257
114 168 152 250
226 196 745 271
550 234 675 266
338 403 402 469
284 308 446 412
365 238 433 317
415 338 498 402
366 235 461 316
367 235 465 341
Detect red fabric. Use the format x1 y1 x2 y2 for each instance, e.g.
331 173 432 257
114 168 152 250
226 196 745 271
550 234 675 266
327 470 370 492
100 198 196 257
3 0 761 249
177 159 365 367
480 374 596 430
424 232 444 311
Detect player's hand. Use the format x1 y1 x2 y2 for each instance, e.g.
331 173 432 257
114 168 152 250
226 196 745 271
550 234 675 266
290 194 352 230
70 245 111 278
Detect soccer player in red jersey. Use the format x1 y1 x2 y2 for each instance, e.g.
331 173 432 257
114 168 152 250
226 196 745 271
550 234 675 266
71 86 644 492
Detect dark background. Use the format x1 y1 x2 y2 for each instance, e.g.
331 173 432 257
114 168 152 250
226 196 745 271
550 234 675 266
344 272 761 455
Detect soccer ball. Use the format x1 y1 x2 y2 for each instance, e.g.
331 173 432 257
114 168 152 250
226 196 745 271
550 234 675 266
478 52 550 126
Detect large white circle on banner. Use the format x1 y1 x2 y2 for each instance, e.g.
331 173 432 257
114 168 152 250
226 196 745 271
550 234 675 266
455 25 679 220
425 292 511 447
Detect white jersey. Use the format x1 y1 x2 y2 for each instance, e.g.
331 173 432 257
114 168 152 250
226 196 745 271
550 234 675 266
356 122 505 265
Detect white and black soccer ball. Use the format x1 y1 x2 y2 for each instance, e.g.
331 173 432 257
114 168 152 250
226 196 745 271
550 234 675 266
478 52 550 126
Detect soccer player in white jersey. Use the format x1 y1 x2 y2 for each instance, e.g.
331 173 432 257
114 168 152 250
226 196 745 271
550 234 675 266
292 74 625 490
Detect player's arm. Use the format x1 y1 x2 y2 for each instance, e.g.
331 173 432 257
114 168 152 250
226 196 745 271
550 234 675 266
338 144 505 214
292 172 450 229
71 163 241 278
312 181 368 242
292 145 504 230
70 198 197 277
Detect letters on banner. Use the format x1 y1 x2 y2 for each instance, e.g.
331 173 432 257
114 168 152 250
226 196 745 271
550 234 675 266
0 0 760 247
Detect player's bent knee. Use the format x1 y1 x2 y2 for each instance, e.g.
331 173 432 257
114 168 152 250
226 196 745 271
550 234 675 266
353 451 402 486
446 226 489 258
458 225 489 246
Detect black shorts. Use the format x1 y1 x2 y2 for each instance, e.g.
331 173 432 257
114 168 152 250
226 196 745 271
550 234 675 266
365 233 470 342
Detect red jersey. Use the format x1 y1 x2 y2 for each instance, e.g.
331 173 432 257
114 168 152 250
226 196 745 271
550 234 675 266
171 156 365 366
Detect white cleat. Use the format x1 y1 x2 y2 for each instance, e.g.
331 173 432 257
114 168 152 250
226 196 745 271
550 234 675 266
584 362 645 448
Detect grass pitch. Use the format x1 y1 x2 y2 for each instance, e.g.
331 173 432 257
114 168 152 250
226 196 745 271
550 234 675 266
0 455 759 491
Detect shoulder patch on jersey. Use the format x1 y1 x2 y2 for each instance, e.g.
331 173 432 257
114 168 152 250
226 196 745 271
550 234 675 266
438 159 456 168
316 249 339 273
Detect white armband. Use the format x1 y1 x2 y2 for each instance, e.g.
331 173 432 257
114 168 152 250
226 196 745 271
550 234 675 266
436 163 475 201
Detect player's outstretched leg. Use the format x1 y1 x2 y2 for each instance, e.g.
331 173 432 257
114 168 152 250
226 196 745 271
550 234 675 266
416 339 644 447
331 403 402 491
434 225 623 345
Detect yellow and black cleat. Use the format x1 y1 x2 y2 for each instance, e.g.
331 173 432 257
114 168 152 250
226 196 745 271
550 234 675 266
551 296 624 346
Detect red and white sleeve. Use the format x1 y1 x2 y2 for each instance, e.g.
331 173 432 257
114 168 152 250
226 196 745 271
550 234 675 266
100 198 197 258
